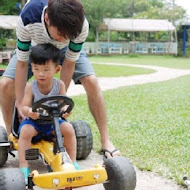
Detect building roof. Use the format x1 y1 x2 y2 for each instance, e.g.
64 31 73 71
99 18 176 32
0 15 19 29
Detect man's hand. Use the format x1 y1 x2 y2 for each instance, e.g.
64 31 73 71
16 101 26 122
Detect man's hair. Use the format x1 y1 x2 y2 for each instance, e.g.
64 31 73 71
30 43 61 66
47 0 85 39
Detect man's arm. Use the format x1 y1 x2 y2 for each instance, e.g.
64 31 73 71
59 80 72 119
15 60 28 118
61 18 89 90
60 58 75 91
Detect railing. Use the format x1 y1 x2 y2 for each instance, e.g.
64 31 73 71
83 42 178 55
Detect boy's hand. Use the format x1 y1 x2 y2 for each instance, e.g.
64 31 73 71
28 108 39 120
62 111 72 119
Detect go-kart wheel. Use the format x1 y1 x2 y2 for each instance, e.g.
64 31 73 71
0 168 25 190
71 120 93 160
103 156 136 190
0 126 8 167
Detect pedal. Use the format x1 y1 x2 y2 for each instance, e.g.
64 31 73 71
9 151 16 158
25 148 39 160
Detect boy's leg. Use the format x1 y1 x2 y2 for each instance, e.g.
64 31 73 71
18 124 37 184
18 124 38 168
60 122 76 162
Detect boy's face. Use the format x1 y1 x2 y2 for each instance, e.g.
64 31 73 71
32 61 60 85
44 13 67 42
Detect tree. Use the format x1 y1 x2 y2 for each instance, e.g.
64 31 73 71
20 0 26 8
0 0 27 15
132 0 185 24
0 0 19 15
82 0 186 40
82 0 128 40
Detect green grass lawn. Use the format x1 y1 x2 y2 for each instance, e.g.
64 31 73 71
92 63 154 77
90 54 190 69
0 64 7 69
70 74 190 186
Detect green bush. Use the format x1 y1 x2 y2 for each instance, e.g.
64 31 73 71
0 38 7 49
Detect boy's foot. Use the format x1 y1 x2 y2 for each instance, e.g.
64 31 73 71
20 167 30 184
73 162 81 170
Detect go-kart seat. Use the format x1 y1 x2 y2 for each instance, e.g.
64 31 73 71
11 105 20 139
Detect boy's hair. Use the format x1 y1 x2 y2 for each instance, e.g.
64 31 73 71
47 0 84 39
30 43 61 66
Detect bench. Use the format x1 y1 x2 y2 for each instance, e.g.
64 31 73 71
0 51 12 64
135 44 148 54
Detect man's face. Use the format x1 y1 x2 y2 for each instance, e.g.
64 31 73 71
47 25 67 42
45 13 67 42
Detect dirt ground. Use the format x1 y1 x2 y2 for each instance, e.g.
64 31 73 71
1 63 189 190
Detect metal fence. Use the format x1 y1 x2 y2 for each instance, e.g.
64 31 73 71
83 42 178 55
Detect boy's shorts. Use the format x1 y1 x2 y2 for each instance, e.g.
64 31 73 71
18 118 66 141
3 48 95 84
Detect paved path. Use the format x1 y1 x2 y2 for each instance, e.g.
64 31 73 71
67 63 190 96
1 63 189 190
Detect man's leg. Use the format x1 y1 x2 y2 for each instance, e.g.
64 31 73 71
0 50 32 136
0 51 17 136
0 77 15 136
80 75 120 158
64 48 120 158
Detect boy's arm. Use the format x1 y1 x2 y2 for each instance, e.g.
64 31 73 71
21 83 33 117
21 83 39 120
59 80 66 95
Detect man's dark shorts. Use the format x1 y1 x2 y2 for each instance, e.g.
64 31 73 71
3 47 95 84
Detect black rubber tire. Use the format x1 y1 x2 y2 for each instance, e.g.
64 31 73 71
0 126 8 167
0 168 25 190
103 156 136 190
71 120 93 160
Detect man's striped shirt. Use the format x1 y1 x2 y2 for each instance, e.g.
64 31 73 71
16 0 89 62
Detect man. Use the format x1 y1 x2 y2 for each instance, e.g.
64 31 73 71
0 0 120 159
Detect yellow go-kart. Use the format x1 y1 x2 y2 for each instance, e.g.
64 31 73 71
0 95 136 190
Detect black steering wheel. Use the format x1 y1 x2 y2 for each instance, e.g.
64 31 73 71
32 95 74 121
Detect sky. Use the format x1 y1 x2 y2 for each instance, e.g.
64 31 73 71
175 0 190 20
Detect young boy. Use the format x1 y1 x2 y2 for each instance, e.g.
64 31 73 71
18 44 80 184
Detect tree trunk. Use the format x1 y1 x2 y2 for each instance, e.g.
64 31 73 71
21 0 26 8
